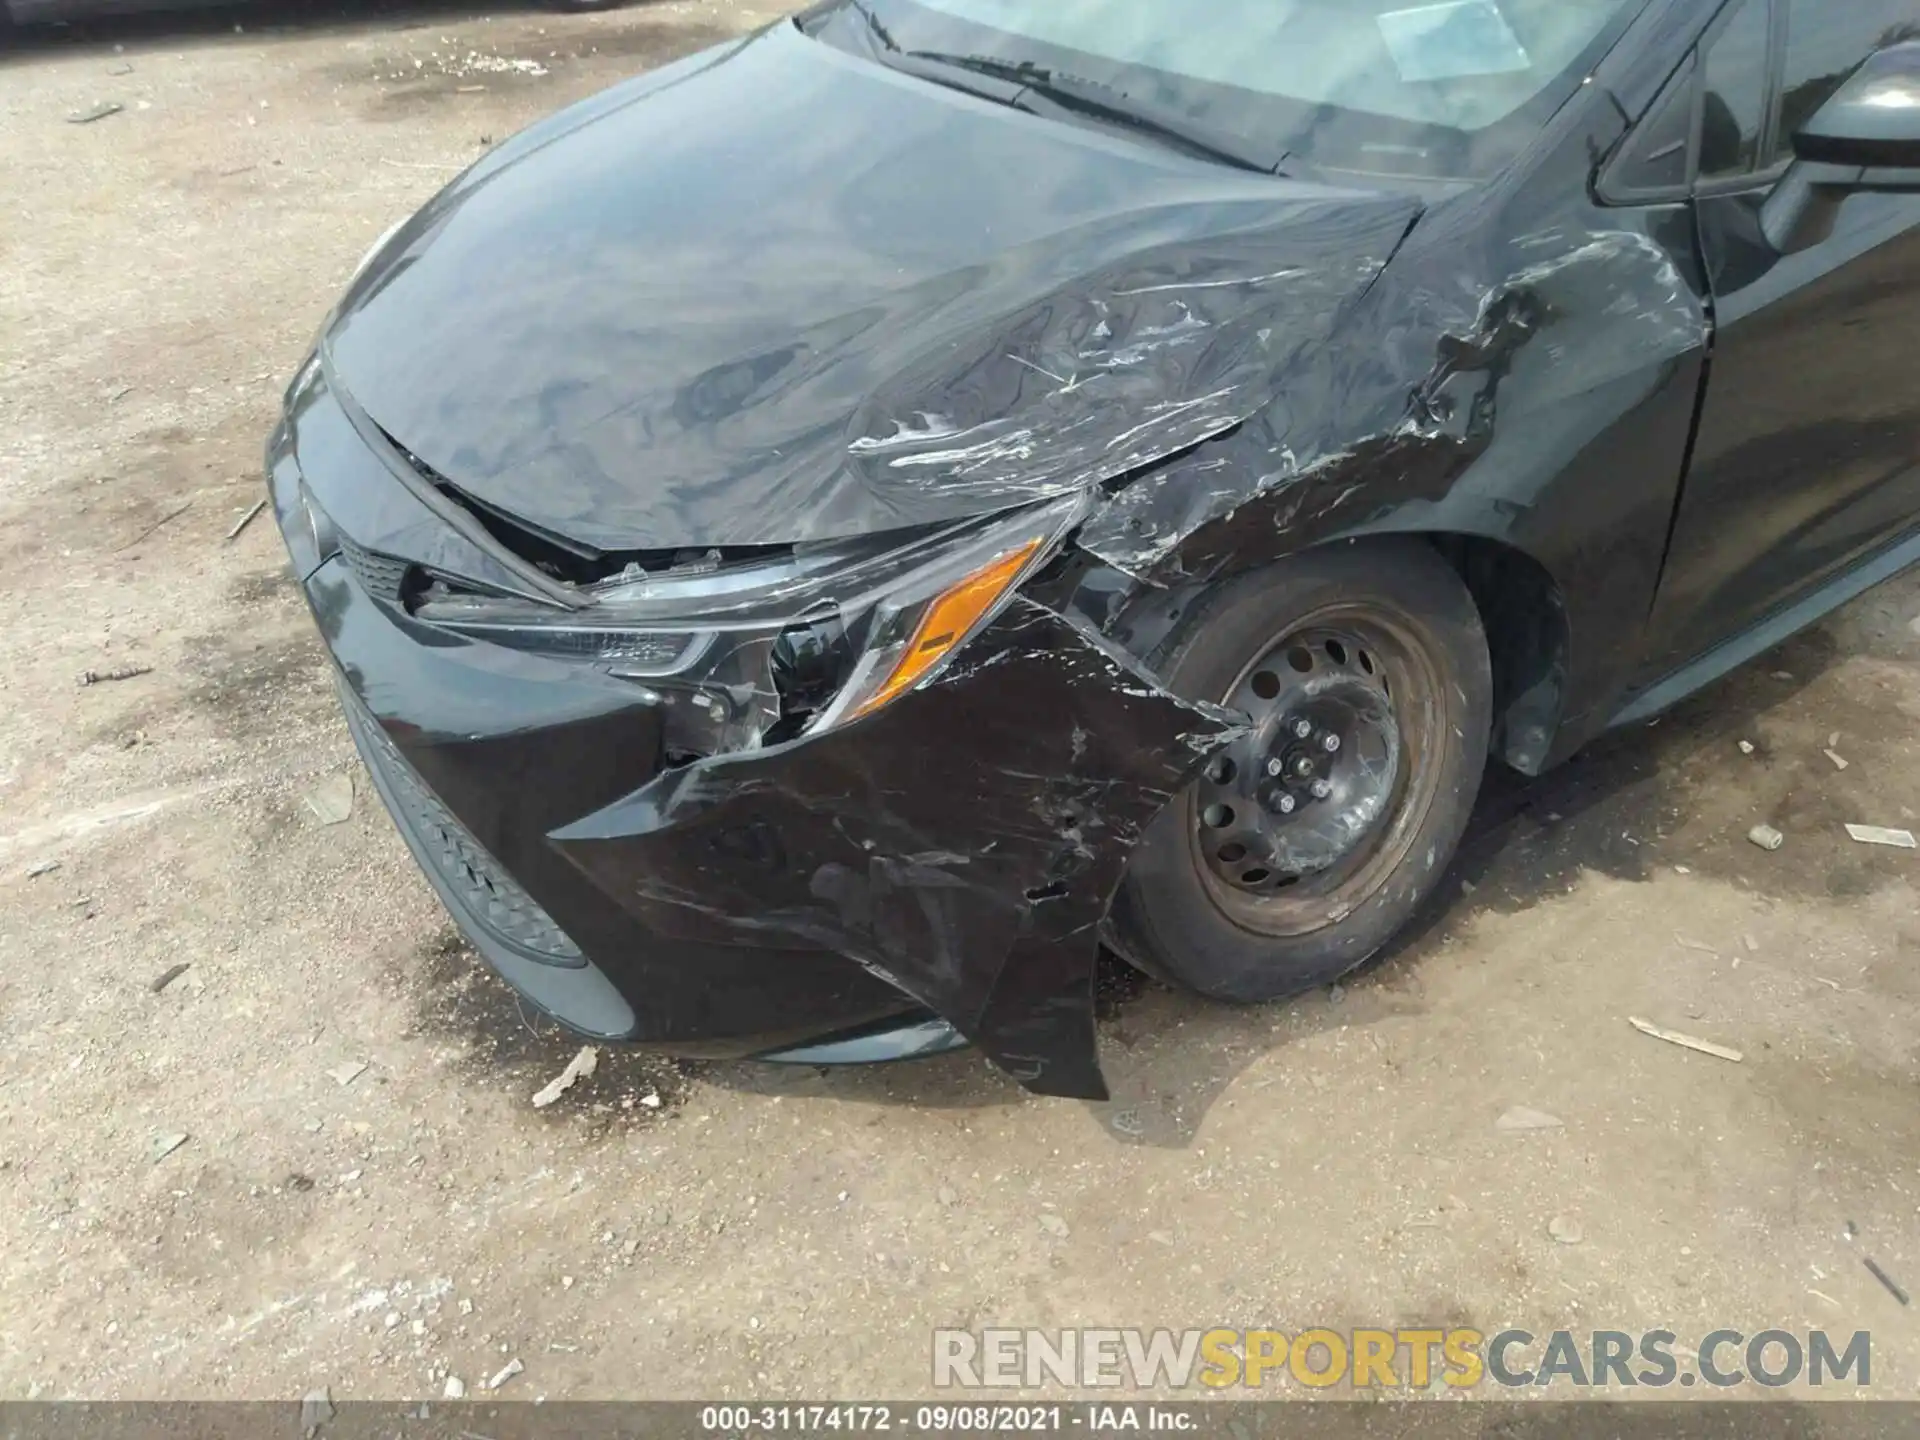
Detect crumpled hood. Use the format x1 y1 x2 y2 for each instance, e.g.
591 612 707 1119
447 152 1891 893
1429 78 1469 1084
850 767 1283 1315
325 21 1421 552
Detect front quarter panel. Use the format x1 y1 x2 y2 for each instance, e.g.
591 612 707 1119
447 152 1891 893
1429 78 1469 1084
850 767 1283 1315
550 600 1242 1100
1080 86 1712 770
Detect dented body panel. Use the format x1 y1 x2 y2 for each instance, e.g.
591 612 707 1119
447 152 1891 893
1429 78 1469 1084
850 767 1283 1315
1074 92 1712 771
272 4 1920 1096
325 23 1420 552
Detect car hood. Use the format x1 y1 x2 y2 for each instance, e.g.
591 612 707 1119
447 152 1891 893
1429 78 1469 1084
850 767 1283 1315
324 21 1422 553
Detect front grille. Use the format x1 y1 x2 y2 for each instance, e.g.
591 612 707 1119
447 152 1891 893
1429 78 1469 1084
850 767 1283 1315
344 695 585 967
339 536 412 603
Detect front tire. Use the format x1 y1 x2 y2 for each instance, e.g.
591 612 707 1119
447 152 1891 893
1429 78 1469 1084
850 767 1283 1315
1111 539 1492 1003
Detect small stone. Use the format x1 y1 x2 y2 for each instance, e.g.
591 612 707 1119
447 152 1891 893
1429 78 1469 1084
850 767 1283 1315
1824 749 1849 771
639 1092 662 1109
531 1046 597 1109
561 1275 574 1291
458 1298 474 1315
936 1185 958 1207
622 1237 640 1258
383 1312 400 1330
1742 935 1760 953
486 1357 523 1390
1747 824 1785 852
1737 740 1755 755
150 1132 188 1163
1327 984 1346 1005
1495 1106 1564 1132
1147 1230 1175 1246
411 1319 426 1337
300 1388 335 1432
327 1060 367 1087
1038 1213 1069 1238
303 773 355 825
442 1377 466 1400
26 859 59 879
1548 1215 1584 1245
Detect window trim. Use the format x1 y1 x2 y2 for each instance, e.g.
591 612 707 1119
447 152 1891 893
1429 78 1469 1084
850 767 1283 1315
1597 0 1797 205
1693 0 1785 191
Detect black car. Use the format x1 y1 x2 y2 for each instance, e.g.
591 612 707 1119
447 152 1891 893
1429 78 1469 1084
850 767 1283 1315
5 0 616 19
270 0 1920 1100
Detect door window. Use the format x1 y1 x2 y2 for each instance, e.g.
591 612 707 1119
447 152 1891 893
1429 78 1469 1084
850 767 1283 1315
1698 0 1775 181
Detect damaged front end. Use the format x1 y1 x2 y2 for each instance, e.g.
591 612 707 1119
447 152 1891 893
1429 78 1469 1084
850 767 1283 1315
278 360 1243 1098
406 487 1243 1098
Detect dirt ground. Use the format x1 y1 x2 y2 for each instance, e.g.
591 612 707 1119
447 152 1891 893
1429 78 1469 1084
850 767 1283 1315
3 0 1920 1406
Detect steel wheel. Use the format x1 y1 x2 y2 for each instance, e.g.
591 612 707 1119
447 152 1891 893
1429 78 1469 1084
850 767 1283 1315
1111 539 1492 1003
1187 605 1442 937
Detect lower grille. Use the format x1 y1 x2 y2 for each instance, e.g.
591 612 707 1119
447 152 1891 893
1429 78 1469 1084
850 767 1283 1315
339 536 412 604
343 693 585 967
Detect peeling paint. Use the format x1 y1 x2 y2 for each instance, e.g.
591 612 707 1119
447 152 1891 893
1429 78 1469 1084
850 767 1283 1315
281 25 1742 1099
549 600 1245 1099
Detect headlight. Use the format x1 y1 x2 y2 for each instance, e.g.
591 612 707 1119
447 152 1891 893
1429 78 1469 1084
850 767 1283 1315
804 522 1055 731
410 495 1085 753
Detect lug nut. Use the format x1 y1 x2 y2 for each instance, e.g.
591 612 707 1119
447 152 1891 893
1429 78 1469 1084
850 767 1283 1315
1292 719 1314 739
1310 778 1333 800
1322 733 1341 753
1266 757 1285 779
1259 782 1299 816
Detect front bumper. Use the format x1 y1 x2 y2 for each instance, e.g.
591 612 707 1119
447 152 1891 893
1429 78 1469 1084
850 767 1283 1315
270 365 1235 1098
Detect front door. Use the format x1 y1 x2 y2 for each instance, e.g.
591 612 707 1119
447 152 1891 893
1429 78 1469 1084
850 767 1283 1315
1646 0 1920 675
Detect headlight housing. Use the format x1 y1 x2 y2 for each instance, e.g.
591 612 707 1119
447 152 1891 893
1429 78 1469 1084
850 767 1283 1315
410 494 1086 757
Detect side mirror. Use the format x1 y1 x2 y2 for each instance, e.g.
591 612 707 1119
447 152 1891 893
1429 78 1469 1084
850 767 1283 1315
1762 40 1920 254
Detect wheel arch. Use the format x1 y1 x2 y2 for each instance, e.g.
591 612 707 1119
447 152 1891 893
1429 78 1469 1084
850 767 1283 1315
1421 531 1571 777
1094 527 1573 777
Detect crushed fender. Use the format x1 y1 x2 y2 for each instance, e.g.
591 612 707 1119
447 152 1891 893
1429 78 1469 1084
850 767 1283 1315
551 598 1243 1099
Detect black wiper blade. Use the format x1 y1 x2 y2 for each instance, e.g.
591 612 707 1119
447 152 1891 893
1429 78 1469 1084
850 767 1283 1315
840 5 1032 105
844 0 899 54
907 53 1282 175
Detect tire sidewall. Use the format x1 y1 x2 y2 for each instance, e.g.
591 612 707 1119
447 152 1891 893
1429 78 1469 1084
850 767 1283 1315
1114 539 1493 1003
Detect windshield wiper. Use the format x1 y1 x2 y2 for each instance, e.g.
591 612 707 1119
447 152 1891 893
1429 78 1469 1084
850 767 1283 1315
838 3 1031 104
906 53 1282 175
831 4 1280 175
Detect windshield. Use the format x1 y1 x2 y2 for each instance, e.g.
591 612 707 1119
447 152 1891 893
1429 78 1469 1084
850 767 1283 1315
835 0 1648 179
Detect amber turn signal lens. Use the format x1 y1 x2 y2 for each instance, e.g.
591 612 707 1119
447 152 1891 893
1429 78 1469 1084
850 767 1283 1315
850 539 1043 719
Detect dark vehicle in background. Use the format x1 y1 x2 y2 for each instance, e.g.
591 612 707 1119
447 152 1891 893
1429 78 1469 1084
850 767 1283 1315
5 0 619 20
270 0 1920 1099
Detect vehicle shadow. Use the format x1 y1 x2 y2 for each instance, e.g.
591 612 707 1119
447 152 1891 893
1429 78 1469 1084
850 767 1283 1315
0 0 666 61
708 617 1859 1140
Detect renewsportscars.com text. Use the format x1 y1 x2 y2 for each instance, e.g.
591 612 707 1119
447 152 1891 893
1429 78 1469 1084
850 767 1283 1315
933 1327 1872 1391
